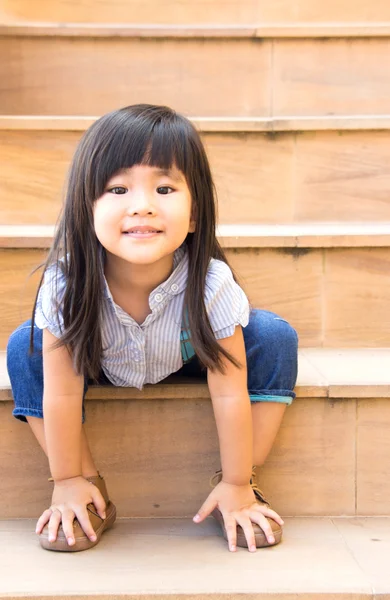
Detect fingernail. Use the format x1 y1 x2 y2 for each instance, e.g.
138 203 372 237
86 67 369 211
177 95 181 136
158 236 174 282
250 545 256 552
193 514 200 522
269 536 275 543
90 535 97 542
49 535 55 542
102 513 106 519
230 545 236 551
68 538 74 546
281 520 285 525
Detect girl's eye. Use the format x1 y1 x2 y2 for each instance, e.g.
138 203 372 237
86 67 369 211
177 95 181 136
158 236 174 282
108 186 127 194
157 186 174 194
107 186 174 195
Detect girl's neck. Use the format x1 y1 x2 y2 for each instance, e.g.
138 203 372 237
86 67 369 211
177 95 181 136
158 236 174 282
104 252 174 296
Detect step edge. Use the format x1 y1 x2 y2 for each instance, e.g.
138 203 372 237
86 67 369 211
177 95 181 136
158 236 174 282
2 383 390 402
2 21 390 38
2 114 390 132
1 224 390 249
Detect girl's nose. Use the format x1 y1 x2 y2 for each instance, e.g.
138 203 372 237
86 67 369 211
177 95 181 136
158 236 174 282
127 195 156 216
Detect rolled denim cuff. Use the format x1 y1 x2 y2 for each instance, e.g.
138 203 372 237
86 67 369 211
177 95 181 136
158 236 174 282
249 394 293 405
12 405 87 424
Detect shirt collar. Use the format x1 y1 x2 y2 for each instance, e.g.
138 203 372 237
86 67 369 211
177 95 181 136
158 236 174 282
102 242 188 302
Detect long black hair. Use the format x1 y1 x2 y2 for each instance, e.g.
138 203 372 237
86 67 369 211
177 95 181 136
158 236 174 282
30 104 242 381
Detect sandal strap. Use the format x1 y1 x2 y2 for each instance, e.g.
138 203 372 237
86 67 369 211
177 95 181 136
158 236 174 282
250 466 270 506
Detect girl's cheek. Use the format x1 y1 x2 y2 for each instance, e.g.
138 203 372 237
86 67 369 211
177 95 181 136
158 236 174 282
94 202 115 225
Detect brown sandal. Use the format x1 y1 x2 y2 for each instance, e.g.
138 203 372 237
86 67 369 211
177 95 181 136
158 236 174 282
209 466 283 548
39 472 116 552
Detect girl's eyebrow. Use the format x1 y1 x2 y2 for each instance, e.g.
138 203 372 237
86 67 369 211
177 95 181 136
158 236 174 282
154 168 183 182
116 167 183 183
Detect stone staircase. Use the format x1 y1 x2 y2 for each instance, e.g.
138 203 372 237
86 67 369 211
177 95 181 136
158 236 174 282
1 1 390 598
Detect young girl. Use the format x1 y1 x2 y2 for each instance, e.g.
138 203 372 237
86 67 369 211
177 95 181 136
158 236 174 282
6 103 298 554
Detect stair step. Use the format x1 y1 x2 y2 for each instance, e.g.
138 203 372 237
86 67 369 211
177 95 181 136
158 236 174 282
2 347 390 401
0 517 389 597
2 223 390 248
1 229 389 348
3 114 390 131
2 125 390 226
1 349 390 518
1 36 389 116
2 1 390 24
3 22 390 38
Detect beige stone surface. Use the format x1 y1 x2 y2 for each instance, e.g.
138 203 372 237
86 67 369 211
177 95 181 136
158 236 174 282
2 336 389 519
0 129 78 225
205 132 295 225
273 39 390 117
3 37 390 118
2 247 390 350
294 131 390 223
227 247 323 346
301 348 390 398
3 0 390 24
1 0 260 24
324 248 390 347
259 0 390 22
0 395 357 518
2 130 390 228
0 37 272 116
0 248 46 348
1 517 390 597
2 129 390 226
258 396 356 516
357 399 390 516
333 518 390 595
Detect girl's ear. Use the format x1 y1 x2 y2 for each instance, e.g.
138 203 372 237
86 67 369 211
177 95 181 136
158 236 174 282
189 218 196 233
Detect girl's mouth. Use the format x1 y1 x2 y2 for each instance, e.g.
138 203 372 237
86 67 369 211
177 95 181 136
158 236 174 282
123 230 162 238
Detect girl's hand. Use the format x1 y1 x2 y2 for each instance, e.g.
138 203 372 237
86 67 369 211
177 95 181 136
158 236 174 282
193 480 284 552
35 475 107 546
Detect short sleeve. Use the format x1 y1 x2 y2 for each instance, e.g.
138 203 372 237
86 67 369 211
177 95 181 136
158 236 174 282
34 263 67 338
204 259 250 340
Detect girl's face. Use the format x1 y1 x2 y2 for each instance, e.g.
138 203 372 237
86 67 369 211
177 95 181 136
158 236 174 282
93 164 196 268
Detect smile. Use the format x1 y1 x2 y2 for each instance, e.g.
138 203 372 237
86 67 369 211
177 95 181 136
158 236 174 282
123 231 161 238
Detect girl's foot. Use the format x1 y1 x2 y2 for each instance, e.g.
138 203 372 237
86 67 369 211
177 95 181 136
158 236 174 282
209 466 283 548
39 473 116 552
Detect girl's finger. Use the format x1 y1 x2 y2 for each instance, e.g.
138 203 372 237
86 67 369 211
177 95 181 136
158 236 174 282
35 509 53 534
61 509 77 546
235 514 258 552
222 515 238 552
193 496 217 523
75 508 97 543
91 489 107 520
253 505 284 526
47 509 62 543
250 511 276 545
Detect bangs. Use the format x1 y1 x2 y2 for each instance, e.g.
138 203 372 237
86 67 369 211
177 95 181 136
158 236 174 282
86 106 192 199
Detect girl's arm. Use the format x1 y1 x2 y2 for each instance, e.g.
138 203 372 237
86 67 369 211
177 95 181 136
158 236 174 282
42 328 84 481
207 325 253 486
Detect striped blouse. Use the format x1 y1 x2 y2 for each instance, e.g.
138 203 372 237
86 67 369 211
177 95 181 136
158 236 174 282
34 243 250 389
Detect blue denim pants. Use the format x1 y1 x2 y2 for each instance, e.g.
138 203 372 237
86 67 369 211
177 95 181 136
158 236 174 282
7 309 298 424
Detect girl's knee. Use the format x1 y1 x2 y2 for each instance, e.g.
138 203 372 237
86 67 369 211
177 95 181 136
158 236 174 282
246 309 298 355
7 320 34 348
7 320 42 376
272 316 299 355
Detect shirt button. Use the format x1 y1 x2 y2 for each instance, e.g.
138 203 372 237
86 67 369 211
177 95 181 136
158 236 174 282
171 284 179 292
154 293 163 303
